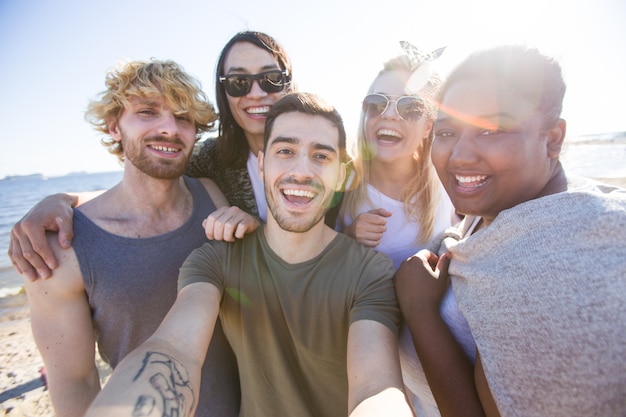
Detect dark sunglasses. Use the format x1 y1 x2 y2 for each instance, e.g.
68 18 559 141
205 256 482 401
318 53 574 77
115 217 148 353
219 70 290 97
362 93 425 121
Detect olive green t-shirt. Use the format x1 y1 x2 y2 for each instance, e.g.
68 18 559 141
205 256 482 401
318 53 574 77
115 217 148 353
179 228 400 417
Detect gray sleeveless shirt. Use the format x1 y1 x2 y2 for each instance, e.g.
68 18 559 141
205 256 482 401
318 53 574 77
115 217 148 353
74 176 240 417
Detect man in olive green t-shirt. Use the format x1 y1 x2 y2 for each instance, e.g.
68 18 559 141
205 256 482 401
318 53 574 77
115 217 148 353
85 92 413 417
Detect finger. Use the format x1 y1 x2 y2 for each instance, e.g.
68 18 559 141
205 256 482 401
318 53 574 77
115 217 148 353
55 215 74 249
234 216 260 239
220 217 238 243
234 223 247 240
7 236 25 276
436 252 452 282
360 237 382 248
204 215 217 240
414 249 440 271
206 208 234 241
369 208 393 218
10 230 50 280
361 213 388 226
16 219 57 275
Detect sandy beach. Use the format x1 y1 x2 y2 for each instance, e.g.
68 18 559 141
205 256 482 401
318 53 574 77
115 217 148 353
1 176 624 416
0 267 111 417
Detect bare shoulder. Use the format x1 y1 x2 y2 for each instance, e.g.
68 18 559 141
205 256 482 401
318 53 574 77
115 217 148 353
197 177 229 208
24 233 84 298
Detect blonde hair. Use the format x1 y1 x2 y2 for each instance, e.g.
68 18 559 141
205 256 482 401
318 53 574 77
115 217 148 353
340 55 442 244
86 58 217 162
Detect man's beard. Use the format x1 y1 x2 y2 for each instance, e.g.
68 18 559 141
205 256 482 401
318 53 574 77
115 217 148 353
122 131 190 180
264 179 331 233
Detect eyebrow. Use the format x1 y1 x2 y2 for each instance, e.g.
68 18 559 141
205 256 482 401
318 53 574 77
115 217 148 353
269 136 338 154
131 97 160 107
224 64 279 74
436 112 517 128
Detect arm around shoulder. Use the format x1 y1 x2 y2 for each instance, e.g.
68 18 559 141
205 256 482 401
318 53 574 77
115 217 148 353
9 191 97 280
199 177 260 241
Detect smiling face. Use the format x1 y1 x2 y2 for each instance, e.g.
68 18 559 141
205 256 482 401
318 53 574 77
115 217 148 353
432 76 564 224
109 95 196 179
222 41 289 155
259 112 345 233
363 69 433 165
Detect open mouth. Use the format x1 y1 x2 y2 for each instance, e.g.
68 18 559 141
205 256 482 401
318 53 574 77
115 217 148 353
149 144 181 155
246 105 271 116
282 188 316 205
376 128 402 144
455 174 488 188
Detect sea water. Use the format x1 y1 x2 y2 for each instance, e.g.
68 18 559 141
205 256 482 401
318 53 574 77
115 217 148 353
1 141 625 294
0 171 123 294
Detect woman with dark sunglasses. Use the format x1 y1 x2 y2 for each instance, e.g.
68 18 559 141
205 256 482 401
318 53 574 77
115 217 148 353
337 44 461 416
185 31 295 222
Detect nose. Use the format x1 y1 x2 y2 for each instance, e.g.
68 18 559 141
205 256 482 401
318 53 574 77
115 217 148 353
157 112 180 137
247 79 268 97
381 100 401 120
289 153 315 181
448 131 479 166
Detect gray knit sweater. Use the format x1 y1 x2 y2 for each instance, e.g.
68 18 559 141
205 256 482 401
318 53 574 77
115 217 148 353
449 179 626 416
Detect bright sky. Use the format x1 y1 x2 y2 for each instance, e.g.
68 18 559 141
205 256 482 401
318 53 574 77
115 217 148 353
1 0 624 178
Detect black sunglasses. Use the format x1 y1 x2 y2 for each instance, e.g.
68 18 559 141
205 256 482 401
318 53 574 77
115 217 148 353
219 70 290 97
362 93 425 121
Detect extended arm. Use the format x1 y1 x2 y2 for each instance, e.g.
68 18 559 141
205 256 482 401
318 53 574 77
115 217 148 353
394 251 485 417
9 191 102 280
85 282 220 417
347 320 413 417
24 233 101 417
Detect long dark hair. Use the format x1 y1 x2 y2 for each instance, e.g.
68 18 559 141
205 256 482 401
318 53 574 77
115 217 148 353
215 31 294 167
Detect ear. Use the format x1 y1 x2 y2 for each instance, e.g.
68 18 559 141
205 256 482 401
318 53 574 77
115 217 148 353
258 150 265 181
546 118 566 159
108 119 122 142
335 162 347 192
423 118 434 139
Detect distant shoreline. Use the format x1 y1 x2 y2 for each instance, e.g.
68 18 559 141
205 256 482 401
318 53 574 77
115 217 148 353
0 170 122 182
567 137 626 145
566 131 626 145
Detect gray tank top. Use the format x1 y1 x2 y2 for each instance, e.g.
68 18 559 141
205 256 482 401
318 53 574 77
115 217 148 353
74 176 240 416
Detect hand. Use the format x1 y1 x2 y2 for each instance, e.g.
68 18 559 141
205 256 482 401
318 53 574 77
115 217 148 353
203 206 260 242
393 249 451 322
8 193 76 281
348 208 392 247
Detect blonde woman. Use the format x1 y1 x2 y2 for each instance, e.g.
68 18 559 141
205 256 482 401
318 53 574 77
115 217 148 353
339 43 456 269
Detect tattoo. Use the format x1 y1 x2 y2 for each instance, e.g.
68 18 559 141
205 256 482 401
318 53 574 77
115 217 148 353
132 352 195 417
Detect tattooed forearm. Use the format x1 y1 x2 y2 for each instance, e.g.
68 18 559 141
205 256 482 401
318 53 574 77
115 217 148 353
131 352 195 417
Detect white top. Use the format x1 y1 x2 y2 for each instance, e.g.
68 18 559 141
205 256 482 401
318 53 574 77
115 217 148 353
342 183 455 269
247 151 267 222
398 216 480 417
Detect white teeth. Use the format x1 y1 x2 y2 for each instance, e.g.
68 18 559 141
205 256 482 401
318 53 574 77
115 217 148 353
456 175 487 183
247 106 270 115
377 129 401 138
283 189 315 198
151 145 178 153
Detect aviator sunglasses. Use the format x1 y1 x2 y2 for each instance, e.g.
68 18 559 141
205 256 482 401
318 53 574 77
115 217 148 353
362 93 425 121
219 70 290 97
